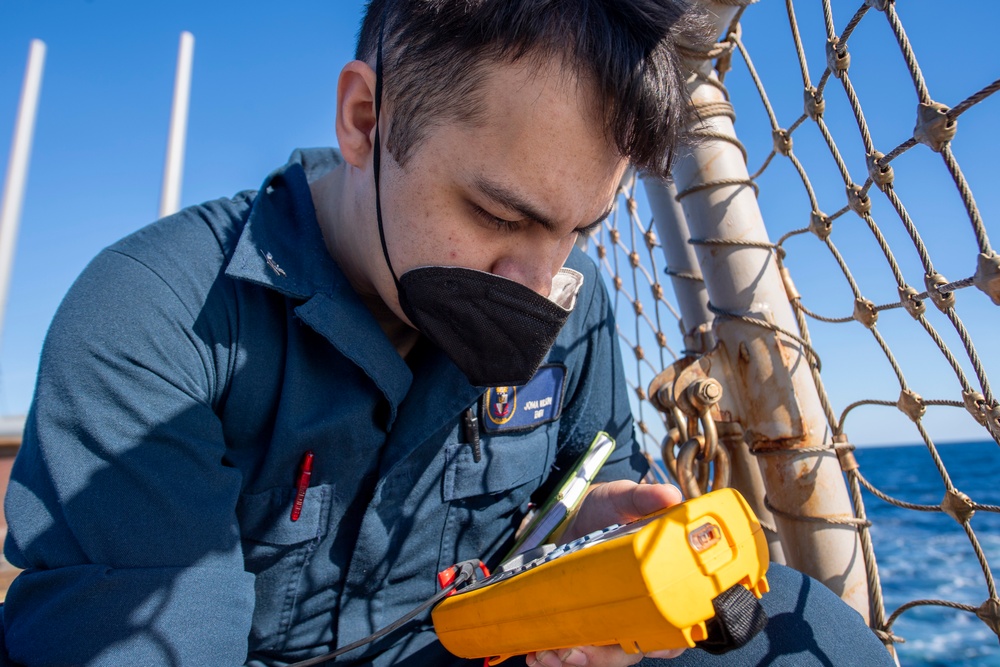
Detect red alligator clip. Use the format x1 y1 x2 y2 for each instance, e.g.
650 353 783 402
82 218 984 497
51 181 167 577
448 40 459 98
437 559 490 597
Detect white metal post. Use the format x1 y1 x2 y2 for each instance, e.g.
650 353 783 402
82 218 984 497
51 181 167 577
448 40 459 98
159 31 195 218
667 2 871 619
0 39 46 346
643 177 713 351
643 175 786 565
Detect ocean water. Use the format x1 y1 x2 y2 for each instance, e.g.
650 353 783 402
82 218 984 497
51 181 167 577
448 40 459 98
854 440 1000 666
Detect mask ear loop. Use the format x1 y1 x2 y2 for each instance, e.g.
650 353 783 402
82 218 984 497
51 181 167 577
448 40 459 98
372 20 403 291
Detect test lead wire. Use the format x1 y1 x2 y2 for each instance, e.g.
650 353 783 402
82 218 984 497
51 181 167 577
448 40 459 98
285 561 480 666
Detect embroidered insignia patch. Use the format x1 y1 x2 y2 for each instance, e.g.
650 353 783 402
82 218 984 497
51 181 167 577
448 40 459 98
481 364 566 433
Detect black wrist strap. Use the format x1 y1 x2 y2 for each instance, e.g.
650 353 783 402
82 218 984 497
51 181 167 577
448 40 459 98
695 583 769 655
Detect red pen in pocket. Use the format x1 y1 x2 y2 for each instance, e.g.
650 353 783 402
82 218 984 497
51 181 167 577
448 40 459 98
290 450 314 522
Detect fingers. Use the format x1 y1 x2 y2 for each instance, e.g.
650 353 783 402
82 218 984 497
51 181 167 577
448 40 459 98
616 481 683 518
525 644 649 666
562 480 683 542
526 648 588 666
582 480 683 529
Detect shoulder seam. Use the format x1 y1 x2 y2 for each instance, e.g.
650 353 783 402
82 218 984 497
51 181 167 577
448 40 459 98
105 248 203 322
103 248 221 407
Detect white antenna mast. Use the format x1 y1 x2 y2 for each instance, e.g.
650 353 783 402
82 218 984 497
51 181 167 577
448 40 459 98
0 39 46 345
159 31 195 218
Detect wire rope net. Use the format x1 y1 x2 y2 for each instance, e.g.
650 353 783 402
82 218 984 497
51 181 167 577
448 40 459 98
585 0 1000 662
587 176 682 480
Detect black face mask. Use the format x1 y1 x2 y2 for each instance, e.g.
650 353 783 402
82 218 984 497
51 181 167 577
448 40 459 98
371 27 580 387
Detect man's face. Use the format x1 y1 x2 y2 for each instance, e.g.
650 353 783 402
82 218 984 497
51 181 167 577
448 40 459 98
370 55 628 326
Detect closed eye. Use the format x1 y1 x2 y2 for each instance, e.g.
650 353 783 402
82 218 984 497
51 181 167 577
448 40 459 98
471 204 522 233
575 219 605 238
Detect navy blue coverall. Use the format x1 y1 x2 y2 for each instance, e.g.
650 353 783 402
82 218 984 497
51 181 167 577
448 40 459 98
0 149 893 666
1 148 644 665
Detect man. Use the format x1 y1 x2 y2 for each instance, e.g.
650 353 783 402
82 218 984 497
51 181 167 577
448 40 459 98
1 1 894 666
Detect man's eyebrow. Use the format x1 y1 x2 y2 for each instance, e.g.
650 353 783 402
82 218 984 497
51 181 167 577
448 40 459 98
472 176 613 233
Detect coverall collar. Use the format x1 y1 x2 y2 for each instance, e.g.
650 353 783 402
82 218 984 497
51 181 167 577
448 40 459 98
225 147 345 300
224 148 439 420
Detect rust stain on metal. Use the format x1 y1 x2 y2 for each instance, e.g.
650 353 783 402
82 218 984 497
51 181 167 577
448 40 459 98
701 149 725 172
738 341 750 364
726 324 806 444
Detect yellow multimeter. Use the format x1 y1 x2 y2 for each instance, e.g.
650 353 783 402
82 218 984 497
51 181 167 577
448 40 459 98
432 487 769 664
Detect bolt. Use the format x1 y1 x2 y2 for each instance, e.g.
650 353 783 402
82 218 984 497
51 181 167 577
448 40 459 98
687 378 723 412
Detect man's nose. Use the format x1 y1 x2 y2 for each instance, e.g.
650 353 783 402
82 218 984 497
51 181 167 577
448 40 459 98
490 253 558 298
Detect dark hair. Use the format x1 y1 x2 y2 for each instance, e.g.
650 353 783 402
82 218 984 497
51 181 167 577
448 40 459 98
356 0 710 178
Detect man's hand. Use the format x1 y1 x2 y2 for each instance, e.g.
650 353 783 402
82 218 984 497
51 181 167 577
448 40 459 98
524 481 686 667
526 645 684 667
560 479 683 544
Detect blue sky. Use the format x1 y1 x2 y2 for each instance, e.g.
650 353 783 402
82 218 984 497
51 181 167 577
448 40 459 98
0 1 997 447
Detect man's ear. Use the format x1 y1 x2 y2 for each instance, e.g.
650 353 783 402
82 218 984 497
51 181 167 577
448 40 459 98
335 60 379 169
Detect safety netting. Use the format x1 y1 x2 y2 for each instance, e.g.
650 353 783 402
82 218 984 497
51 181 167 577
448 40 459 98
586 0 1000 662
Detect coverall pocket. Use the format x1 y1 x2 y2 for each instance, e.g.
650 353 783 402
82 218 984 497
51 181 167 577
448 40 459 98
443 426 556 502
237 485 329 545
237 484 332 651
440 425 557 570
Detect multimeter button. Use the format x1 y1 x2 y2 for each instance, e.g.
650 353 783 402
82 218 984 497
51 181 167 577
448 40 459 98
499 544 556 574
543 547 567 562
574 525 617 546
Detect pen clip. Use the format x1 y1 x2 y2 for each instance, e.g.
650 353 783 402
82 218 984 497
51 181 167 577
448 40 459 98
290 450 314 522
462 407 481 463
